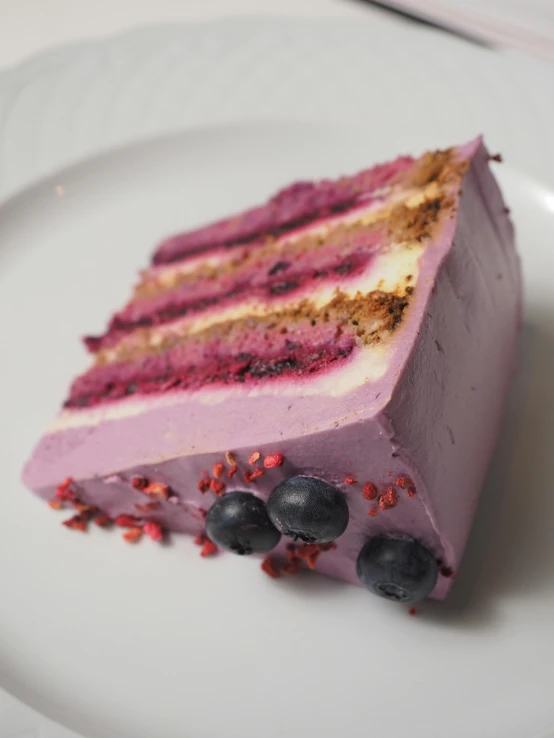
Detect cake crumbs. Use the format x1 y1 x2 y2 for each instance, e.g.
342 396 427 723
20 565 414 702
225 451 237 466
210 479 226 496
363 483 377 500
48 499 63 510
143 522 164 542
212 462 225 478
408 607 417 616
261 557 280 578
248 451 261 465
227 465 238 479
344 475 357 485
122 528 143 543
378 487 398 510
264 453 284 469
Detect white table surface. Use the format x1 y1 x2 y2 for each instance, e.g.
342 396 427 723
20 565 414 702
0 0 385 70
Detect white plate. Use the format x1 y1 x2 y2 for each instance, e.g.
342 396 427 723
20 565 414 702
1 19 554 738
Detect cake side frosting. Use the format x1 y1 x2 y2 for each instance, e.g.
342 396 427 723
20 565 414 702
21 137 520 602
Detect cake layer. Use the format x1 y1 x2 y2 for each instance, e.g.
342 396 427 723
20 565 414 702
22 137 521 602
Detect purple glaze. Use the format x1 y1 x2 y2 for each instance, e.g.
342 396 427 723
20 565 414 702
22 138 521 600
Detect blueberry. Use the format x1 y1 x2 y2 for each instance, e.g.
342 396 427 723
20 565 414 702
267 476 349 544
205 491 281 555
356 534 438 603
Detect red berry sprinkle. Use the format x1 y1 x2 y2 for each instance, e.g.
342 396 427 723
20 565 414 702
143 482 170 500
200 539 218 557
306 551 320 570
408 607 417 616
261 557 280 578
55 477 76 502
296 543 319 560
212 462 225 479
197 477 210 493
368 507 378 517
210 479 226 496
281 558 301 575
143 522 164 542
407 487 417 499
48 499 63 510
62 513 89 532
225 451 237 467
228 465 238 479
363 483 377 500
440 566 455 579
344 475 357 485
263 453 284 469
131 476 148 490
244 468 264 483
248 451 261 466
193 533 207 546
72 501 96 513
93 513 111 527
395 476 411 489
114 514 141 528
378 487 398 511
123 528 143 543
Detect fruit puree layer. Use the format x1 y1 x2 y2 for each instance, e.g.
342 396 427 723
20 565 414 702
22 137 521 601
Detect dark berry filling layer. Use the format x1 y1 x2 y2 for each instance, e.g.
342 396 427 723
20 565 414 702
65 337 355 409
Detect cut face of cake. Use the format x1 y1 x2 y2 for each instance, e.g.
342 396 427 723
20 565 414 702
22 137 521 603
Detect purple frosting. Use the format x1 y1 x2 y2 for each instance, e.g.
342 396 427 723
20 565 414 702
22 138 521 600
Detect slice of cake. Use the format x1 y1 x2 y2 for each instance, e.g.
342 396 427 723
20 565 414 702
22 137 521 604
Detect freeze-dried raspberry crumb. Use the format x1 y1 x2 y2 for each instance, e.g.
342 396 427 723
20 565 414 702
62 513 89 532
363 483 377 500
143 522 164 542
114 514 142 528
200 540 217 557
212 462 225 478
264 453 284 469
123 528 143 543
93 513 111 527
143 482 170 499
261 557 280 578
210 479 226 496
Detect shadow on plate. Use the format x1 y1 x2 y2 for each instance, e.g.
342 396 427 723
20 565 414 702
421 314 554 627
